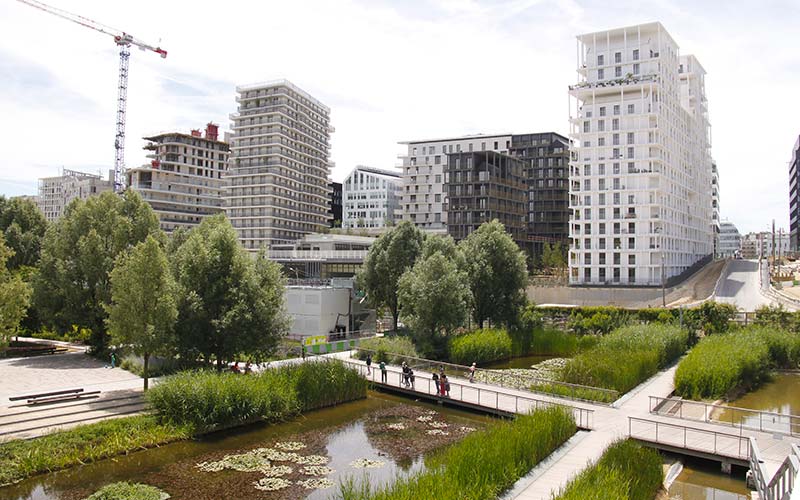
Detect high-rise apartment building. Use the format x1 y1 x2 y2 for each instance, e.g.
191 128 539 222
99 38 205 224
509 133 571 256
711 161 721 256
127 123 230 233
446 151 527 246
342 166 402 229
37 168 114 222
790 136 800 251
225 80 332 250
399 134 512 233
568 23 714 286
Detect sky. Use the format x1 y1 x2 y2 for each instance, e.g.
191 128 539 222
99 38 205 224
0 0 797 234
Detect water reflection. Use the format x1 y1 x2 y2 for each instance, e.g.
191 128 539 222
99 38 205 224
713 373 800 435
667 459 750 500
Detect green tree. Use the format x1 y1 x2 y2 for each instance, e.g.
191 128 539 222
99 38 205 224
357 221 425 331
0 196 47 269
398 252 471 340
171 215 290 369
106 236 177 390
459 220 528 328
0 238 31 347
33 190 162 352
421 233 464 265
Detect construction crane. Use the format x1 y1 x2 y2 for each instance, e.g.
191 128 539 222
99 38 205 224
17 0 167 192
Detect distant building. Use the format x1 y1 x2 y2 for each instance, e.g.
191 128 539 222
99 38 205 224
226 80 332 250
267 233 376 279
790 136 800 251
711 161 721 256
446 151 527 247
718 222 742 257
342 166 402 229
127 123 230 233
741 231 790 259
12 195 40 205
328 181 342 227
37 168 114 222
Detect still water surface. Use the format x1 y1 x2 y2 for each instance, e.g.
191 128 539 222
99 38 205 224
667 458 750 500
713 372 800 434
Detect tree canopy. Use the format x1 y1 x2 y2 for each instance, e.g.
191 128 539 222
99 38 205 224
33 190 162 352
357 221 425 331
0 238 31 347
106 235 177 390
171 215 290 368
398 251 472 339
0 196 47 270
459 219 528 328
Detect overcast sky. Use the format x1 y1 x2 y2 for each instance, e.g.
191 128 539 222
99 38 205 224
1 0 797 233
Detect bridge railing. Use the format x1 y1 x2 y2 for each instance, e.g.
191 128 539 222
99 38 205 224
650 396 800 438
338 357 594 430
628 416 750 460
749 439 800 500
351 348 619 405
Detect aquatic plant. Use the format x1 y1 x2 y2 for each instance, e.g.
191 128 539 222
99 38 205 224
294 454 329 466
274 441 306 451
83 481 170 500
298 477 335 489
427 421 448 428
426 429 449 436
260 465 293 477
301 465 335 476
253 477 291 491
350 458 386 469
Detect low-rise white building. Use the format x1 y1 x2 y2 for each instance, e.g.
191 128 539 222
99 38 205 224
37 168 114 222
342 166 402 229
741 231 790 259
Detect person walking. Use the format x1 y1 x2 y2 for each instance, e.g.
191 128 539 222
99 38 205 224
445 375 451 397
440 374 448 397
401 362 410 388
379 360 387 383
408 368 415 389
301 344 306 360
110 352 116 369
366 354 372 375
432 372 440 394
469 362 476 383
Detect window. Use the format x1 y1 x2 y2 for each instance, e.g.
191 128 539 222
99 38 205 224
598 68 605 80
584 165 591 175
628 104 635 114
613 104 620 115
481 142 486 151
584 208 591 219
615 66 622 77
613 133 620 145
598 137 605 146
628 237 635 249
598 179 605 190
614 253 621 265
633 49 639 60
627 147 634 158
434 155 441 164
435 194 441 202
584 238 591 249
583 141 591 147
429 146 436 154
599 223 606 234
597 54 604 66
599 106 606 117
627 132 635 144
613 193 620 204
599 268 606 281
633 63 640 74
628 194 635 204
584 268 591 281
598 193 606 204
615 52 621 63
628 268 636 283
599 208 606 219
435 174 442 183
599 253 606 265
583 179 591 191
612 119 619 131
468 143 473 152
613 163 620 174
598 163 606 175
493 141 498 150
598 120 605 132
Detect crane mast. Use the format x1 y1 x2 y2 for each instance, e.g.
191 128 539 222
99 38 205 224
16 0 167 192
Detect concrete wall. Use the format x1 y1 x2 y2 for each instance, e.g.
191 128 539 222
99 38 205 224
284 287 350 337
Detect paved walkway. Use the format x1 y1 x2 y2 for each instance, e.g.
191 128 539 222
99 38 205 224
329 352 800 500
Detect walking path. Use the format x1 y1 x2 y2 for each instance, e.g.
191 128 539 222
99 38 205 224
329 352 800 500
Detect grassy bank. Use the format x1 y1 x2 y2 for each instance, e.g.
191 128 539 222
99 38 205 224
337 406 576 500
561 324 689 395
674 326 800 399
553 440 663 500
0 360 367 486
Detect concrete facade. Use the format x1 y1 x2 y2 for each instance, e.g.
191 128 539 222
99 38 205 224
790 136 800 251
342 166 402 229
226 80 332 250
37 169 114 222
568 23 714 286
127 124 230 232
718 221 741 257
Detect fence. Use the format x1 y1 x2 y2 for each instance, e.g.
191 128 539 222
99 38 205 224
351 348 619 404
650 396 800 437
628 416 750 460
748 439 800 500
338 357 593 429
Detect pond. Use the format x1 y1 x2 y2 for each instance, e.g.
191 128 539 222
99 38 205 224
712 372 800 434
0 392 492 500
666 457 750 500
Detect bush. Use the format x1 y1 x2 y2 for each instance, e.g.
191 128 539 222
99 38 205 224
553 440 663 500
562 324 689 394
339 406 576 500
356 336 418 364
84 482 169 500
146 360 367 431
447 329 513 365
674 326 800 399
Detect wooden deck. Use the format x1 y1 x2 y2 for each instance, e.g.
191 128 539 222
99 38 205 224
328 352 800 500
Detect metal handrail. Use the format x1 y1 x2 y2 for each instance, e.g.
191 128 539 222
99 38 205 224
628 416 750 460
351 348 618 405
649 396 800 437
749 439 800 500
339 357 593 430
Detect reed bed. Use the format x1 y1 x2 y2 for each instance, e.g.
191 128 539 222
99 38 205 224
553 440 663 500
337 406 576 500
561 324 689 395
448 328 513 365
355 336 419 364
674 326 800 399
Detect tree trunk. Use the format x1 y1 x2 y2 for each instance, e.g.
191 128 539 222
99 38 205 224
216 355 223 372
143 352 150 392
392 309 399 333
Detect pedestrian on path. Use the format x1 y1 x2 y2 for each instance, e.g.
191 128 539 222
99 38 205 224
379 360 387 383
110 352 116 369
408 368 415 389
440 374 448 397
469 362 476 383
432 372 440 394
301 344 306 360
402 362 410 388
366 354 372 375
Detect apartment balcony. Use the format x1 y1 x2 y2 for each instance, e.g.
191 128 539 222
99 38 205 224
569 73 660 96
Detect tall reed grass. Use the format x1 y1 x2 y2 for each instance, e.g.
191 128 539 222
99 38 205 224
553 440 663 500
337 406 576 500
561 324 689 394
355 336 418 364
448 328 513 365
674 326 800 399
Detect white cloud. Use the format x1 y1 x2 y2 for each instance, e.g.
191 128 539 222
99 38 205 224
0 0 797 233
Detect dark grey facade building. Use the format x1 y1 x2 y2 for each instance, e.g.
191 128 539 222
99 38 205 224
508 132 571 259
329 181 342 227
791 136 800 251
445 151 527 247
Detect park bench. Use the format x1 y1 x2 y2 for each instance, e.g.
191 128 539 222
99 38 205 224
8 388 101 405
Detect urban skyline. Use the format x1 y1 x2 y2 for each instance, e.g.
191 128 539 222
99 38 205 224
1 0 798 234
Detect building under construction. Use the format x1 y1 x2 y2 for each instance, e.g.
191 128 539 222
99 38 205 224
37 168 114 222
